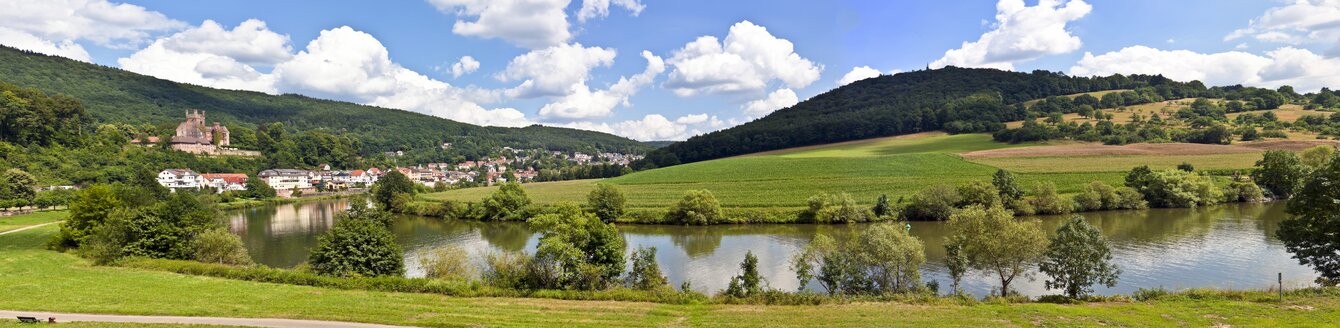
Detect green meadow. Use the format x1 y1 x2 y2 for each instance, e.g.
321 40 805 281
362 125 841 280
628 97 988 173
0 210 66 233
424 133 1133 210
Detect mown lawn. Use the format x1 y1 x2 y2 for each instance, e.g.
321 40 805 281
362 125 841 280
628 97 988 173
424 134 1127 209
3 224 1340 327
0 210 66 233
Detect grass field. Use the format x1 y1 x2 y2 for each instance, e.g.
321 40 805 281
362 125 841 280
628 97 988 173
425 134 1129 210
0 210 66 233
969 153 1264 173
4 223 1340 327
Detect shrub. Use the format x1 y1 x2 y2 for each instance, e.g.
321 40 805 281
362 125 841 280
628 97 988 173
372 171 415 210
804 192 872 223
902 184 961 221
956 181 1002 209
1027 182 1074 215
1225 179 1266 203
423 246 474 281
667 190 723 225
1251 150 1307 199
1074 181 1147 211
309 208 405 277
1128 167 1223 208
529 204 626 290
872 194 892 217
725 251 764 298
587 184 626 223
483 251 535 289
191 228 254 266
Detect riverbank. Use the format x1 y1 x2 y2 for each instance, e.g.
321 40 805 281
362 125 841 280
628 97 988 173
215 193 358 211
4 223 1339 327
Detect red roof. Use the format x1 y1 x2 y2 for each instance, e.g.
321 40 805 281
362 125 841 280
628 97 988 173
201 173 248 184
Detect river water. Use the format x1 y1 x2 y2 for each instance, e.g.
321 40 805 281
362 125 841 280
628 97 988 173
224 200 1316 296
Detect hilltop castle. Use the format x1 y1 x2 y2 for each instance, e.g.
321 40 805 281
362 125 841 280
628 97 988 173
170 110 257 156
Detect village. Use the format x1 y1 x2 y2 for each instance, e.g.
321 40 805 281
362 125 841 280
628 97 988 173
151 111 643 196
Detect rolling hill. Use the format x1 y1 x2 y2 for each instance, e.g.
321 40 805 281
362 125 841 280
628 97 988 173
0 46 649 155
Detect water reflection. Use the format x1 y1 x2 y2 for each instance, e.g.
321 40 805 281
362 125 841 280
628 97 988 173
224 201 1316 297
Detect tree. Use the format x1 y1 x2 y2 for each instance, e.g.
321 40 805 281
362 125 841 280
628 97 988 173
792 234 840 294
993 169 1024 200
625 246 669 290
872 194 892 217
902 184 961 221
481 182 531 221
308 207 405 277
0 168 37 202
1128 168 1223 208
1039 217 1119 299
587 184 626 223
1252 150 1307 199
191 228 254 266
1278 153 1340 285
50 185 122 250
805 192 872 223
243 176 276 199
947 205 1047 296
944 240 969 295
1300 146 1335 170
667 189 723 225
725 251 763 298
529 203 626 290
372 171 415 211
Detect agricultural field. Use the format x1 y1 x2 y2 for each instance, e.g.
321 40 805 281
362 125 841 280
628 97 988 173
426 134 1131 210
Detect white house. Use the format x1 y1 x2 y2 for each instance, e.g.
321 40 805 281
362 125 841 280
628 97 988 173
201 173 248 193
158 169 205 190
257 169 313 190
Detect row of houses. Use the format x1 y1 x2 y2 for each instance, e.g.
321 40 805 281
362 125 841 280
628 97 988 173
157 168 386 195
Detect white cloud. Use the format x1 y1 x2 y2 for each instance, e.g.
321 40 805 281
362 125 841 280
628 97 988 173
675 113 709 124
1070 45 1340 92
560 114 703 141
0 0 183 49
742 88 798 117
450 55 480 78
1226 0 1340 54
577 0 645 22
269 26 530 127
537 50 665 119
0 27 91 62
118 20 288 93
932 0 1091 70
427 0 572 49
664 20 822 96
837 65 882 86
500 42 617 98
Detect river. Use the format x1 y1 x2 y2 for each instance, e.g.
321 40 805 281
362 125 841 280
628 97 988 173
224 200 1317 296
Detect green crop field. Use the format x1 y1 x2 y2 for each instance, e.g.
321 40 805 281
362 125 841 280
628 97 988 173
970 153 1264 173
425 134 1131 210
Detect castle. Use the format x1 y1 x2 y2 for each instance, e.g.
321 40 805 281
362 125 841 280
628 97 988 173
170 110 258 156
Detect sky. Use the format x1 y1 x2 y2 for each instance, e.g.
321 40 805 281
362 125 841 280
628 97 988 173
3 0 1340 141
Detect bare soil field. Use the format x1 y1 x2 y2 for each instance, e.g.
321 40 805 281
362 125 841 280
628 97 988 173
961 140 1340 159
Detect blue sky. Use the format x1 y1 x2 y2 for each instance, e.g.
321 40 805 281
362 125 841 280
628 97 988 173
3 0 1339 140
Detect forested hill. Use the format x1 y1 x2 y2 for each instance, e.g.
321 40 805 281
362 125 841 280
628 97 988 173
0 46 649 155
639 67 1205 167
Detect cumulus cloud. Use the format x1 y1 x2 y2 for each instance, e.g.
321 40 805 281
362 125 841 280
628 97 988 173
537 50 665 119
742 88 798 117
577 0 645 22
837 66 882 86
0 27 91 61
932 0 1091 70
1226 0 1340 54
664 20 822 97
559 114 702 141
500 42 617 98
1070 45 1340 92
451 55 480 78
118 19 288 93
0 0 183 49
427 0 572 49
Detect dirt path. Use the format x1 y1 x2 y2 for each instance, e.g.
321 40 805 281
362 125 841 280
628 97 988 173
0 310 412 327
0 221 61 236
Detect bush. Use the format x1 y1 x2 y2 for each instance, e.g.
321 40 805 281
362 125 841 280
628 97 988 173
587 184 626 223
1225 179 1266 203
666 190 723 225
191 228 254 266
50 184 123 250
308 207 405 277
1027 183 1074 215
529 204 627 290
483 251 536 289
725 251 765 298
902 184 961 221
1127 167 1223 208
804 192 873 223
423 246 474 281
1074 181 1147 211
956 181 1002 209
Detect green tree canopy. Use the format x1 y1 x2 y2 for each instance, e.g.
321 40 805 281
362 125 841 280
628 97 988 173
1278 153 1340 285
947 205 1048 296
1040 217 1120 299
308 207 405 277
586 184 626 223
